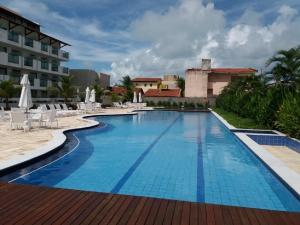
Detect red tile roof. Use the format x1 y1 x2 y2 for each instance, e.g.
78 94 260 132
186 68 257 74
144 89 181 97
112 86 127 95
132 77 162 82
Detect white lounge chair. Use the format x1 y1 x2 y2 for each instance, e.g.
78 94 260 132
0 107 5 120
10 111 29 131
55 104 62 110
40 110 58 128
62 104 69 111
48 104 56 111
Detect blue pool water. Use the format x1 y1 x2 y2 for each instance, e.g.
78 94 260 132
12 111 300 212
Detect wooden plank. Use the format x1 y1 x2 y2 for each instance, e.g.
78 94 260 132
205 204 216 225
198 204 207 225
0 183 299 225
144 198 162 225
189 202 198 225
115 196 141 225
172 201 183 225
77 194 114 225
65 193 107 224
153 199 169 225
161 199 176 225
101 195 132 225
126 197 148 225
134 198 155 225
88 194 122 224
180 202 190 225
8 189 65 225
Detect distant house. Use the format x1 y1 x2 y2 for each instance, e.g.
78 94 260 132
132 77 162 92
144 89 181 98
111 86 127 96
185 59 257 98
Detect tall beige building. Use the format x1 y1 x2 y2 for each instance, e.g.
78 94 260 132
185 59 257 98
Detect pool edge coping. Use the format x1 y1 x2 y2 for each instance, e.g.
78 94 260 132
210 109 300 196
0 111 139 173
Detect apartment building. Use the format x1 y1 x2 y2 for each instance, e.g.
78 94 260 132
185 59 257 98
0 6 70 103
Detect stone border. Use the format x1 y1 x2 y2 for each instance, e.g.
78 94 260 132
0 111 138 172
211 109 300 196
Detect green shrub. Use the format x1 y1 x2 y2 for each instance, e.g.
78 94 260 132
196 103 203 108
172 102 178 108
157 101 162 106
276 94 300 139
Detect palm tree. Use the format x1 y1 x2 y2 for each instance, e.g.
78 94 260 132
56 76 76 103
265 46 300 86
120 75 133 102
176 77 185 97
0 80 19 109
92 84 104 102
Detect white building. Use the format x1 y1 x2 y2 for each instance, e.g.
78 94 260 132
0 6 70 104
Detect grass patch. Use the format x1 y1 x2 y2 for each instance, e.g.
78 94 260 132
212 108 269 129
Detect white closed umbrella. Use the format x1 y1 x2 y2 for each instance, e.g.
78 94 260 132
89 89 96 103
18 74 32 110
133 92 137 103
85 87 90 103
138 92 142 103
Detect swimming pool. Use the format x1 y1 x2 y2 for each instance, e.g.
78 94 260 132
8 111 300 212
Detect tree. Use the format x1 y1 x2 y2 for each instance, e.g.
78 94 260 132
92 84 104 102
265 46 300 87
177 77 185 97
120 75 133 102
56 76 76 103
0 80 19 109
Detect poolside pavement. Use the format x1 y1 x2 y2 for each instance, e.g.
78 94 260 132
0 108 135 164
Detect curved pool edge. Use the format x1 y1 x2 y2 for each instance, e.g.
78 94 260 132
211 109 300 197
0 111 139 175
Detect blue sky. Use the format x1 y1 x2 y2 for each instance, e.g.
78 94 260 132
2 0 300 82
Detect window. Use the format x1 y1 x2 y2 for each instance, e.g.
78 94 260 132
0 46 7 52
29 73 37 86
41 58 49 70
8 31 19 43
51 61 59 72
52 47 59 55
41 43 48 52
24 56 33 67
150 84 152 87
0 67 7 75
41 90 48 98
25 37 34 47
9 70 21 84
207 88 213 96
62 67 69 74
40 74 48 87
144 83 147 87
8 51 20 64
31 90 37 98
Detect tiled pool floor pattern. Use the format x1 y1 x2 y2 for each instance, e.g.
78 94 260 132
12 111 300 212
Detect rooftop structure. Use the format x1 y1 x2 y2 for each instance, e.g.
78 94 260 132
144 88 181 97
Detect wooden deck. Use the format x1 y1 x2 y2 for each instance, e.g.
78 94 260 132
0 183 299 225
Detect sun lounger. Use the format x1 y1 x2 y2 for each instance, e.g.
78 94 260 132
40 110 58 128
10 111 30 131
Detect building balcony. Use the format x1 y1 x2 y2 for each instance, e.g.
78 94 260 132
0 28 70 61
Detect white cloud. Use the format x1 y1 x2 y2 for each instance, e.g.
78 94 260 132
110 0 300 79
4 0 300 83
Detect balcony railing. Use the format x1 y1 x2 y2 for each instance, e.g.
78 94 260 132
41 43 48 52
24 57 33 67
62 67 69 74
8 54 19 64
52 47 59 55
25 37 34 47
7 31 19 43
